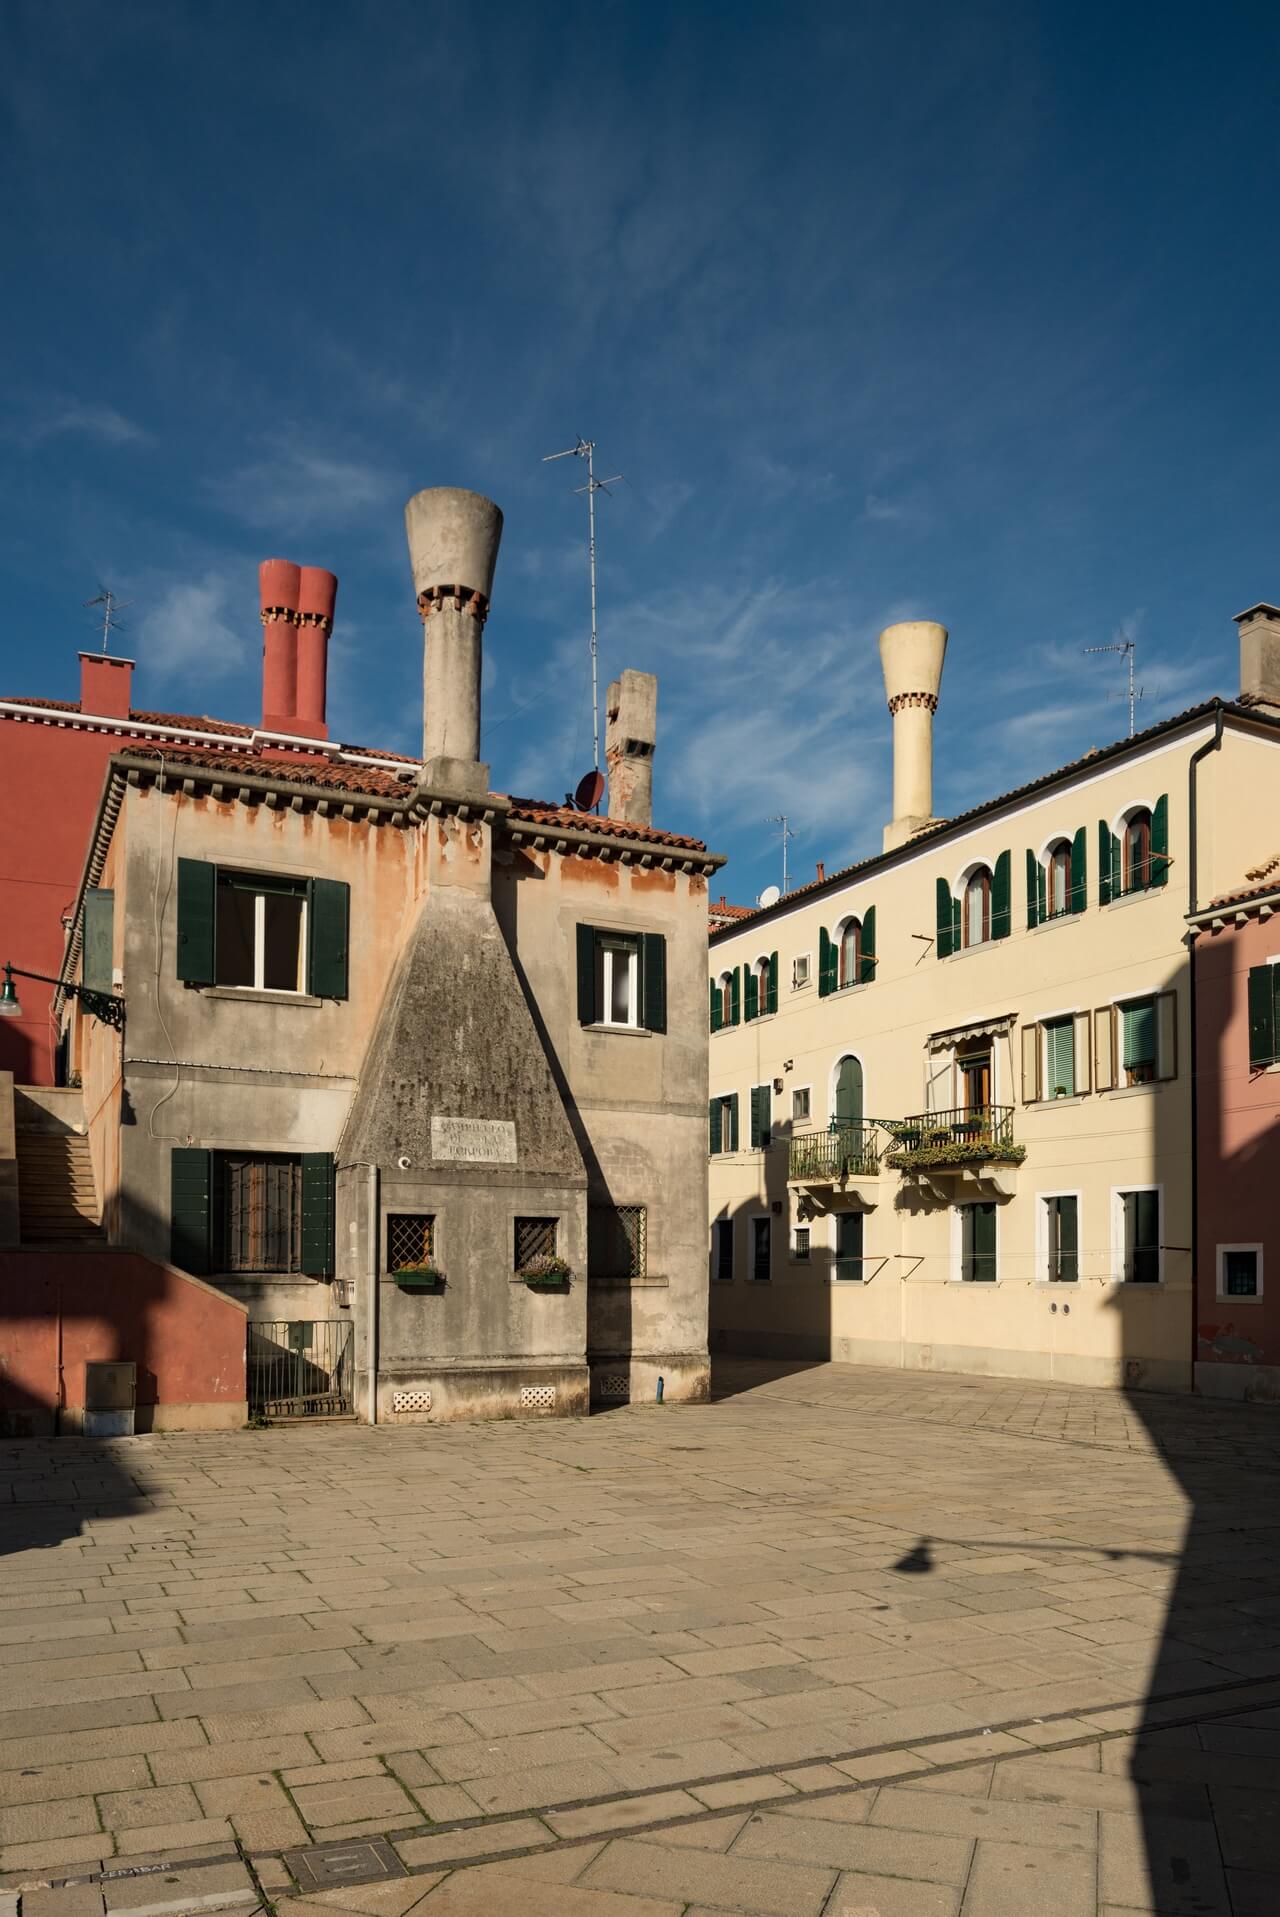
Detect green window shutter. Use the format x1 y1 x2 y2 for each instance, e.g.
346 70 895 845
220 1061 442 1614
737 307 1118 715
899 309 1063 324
641 933 666 1033
577 925 597 1024
727 1092 740 1152
170 1147 212 1275
767 951 779 1013
1069 827 1087 914
300 1152 335 1278
1110 830 1122 901
729 966 741 1026
935 878 954 958
1097 822 1112 905
818 926 836 995
307 878 350 999
1037 861 1047 923
82 888 114 994
1122 998 1155 1070
708 1098 722 1154
1151 793 1169 887
744 969 759 1021
991 851 1011 939
1025 851 1039 930
859 909 876 983
1248 964 1275 1067
1046 1019 1074 1096
176 858 216 985
1059 1195 1079 1282
750 1084 771 1149
709 978 721 1033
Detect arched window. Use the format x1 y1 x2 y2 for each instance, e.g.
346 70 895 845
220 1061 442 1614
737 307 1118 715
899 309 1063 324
717 971 735 1026
833 1054 864 1130
838 917 861 988
754 955 771 1005
963 866 992 948
1124 808 1152 893
1045 840 1071 919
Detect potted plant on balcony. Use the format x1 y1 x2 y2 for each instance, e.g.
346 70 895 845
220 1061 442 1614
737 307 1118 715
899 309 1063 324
391 1261 446 1291
519 1253 573 1290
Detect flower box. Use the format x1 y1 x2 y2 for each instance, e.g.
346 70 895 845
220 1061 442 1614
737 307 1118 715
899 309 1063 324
518 1255 573 1289
392 1265 446 1291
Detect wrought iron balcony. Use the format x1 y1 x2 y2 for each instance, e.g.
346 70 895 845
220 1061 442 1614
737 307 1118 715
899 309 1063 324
883 1105 1024 1171
788 1124 881 1184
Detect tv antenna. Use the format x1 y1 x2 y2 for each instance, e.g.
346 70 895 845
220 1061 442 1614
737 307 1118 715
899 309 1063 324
84 586 131 654
542 436 623 771
766 813 795 897
1084 637 1143 738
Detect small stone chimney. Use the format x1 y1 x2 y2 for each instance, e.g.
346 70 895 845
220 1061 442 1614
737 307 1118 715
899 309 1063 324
405 486 504 797
605 669 657 828
879 619 948 852
78 653 134 720
1236 604 1280 712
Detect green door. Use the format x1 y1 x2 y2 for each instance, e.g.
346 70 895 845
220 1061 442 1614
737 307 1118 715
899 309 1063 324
835 1211 864 1282
834 1057 863 1127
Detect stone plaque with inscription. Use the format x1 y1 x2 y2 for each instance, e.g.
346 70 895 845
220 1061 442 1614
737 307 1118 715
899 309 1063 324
430 1115 518 1164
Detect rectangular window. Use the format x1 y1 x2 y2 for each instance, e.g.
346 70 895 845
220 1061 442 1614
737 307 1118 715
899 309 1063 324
1044 1194 1078 1282
589 1204 646 1278
751 1216 771 1282
835 1210 864 1282
714 1218 734 1281
1120 1189 1160 1283
214 871 308 992
1043 1018 1075 1098
1248 963 1280 1068
793 954 811 989
1218 1245 1261 1299
388 1212 436 1273
1120 997 1156 1085
792 1086 811 1122
749 1083 772 1149
597 936 639 1028
515 1216 558 1272
793 1226 811 1262
170 1147 333 1278
222 1153 303 1272
709 1092 739 1155
959 1202 997 1281
579 925 666 1032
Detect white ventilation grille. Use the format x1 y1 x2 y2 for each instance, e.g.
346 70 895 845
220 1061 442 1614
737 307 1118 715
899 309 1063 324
599 1374 629 1398
520 1384 556 1410
392 1389 432 1413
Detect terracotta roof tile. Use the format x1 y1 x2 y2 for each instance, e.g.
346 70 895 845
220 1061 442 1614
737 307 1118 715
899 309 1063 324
1206 876 1280 911
3 694 417 761
501 796 706 851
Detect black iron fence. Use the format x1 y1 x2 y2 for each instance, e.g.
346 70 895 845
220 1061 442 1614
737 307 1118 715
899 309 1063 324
247 1320 353 1419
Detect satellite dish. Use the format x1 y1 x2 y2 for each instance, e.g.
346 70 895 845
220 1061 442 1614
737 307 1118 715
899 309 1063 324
573 769 606 812
758 884 781 908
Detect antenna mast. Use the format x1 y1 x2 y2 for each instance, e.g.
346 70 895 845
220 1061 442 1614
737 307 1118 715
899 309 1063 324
1084 637 1142 738
766 814 795 897
84 586 131 655
542 436 622 771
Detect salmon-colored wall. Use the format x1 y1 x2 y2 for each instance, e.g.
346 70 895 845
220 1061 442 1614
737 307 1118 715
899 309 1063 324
0 1249 247 1435
1195 914 1280 1372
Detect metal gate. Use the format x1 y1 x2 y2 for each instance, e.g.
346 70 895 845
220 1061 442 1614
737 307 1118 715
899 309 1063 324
248 1320 353 1419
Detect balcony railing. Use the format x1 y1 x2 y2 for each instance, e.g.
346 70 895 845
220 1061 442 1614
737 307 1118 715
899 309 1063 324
788 1124 881 1183
883 1105 1024 1170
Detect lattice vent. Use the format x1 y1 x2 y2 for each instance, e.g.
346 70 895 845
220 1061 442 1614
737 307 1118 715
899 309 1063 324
599 1374 630 1399
392 1389 432 1413
520 1384 556 1410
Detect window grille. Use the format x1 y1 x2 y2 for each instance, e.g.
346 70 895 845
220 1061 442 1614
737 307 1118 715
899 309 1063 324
224 1154 302 1273
515 1216 558 1270
589 1204 646 1278
794 1227 810 1261
388 1213 435 1270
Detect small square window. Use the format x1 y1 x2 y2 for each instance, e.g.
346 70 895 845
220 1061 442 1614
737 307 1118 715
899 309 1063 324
793 954 811 989
388 1213 435 1272
792 1087 811 1122
589 1204 646 1278
794 1226 810 1262
1220 1247 1261 1298
515 1216 558 1272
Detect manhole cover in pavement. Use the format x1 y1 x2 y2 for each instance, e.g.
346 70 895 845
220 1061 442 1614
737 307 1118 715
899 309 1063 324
284 1836 406 1890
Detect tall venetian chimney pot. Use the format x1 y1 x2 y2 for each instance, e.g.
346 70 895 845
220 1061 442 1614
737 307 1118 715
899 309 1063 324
294 566 337 741
404 487 503 788
259 559 301 733
879 619 948 852
1236 604 1280 711
605 670 657 828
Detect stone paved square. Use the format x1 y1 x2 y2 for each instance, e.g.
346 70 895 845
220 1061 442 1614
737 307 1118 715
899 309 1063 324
3 1359 1280 1913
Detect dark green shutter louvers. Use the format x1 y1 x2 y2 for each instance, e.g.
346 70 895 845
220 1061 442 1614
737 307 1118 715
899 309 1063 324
307 878 350 999
750 1084 767 1149
1025 851 1039 930
82 889 114 994
744 969 759 1021
1059 1196 1079 1282
729 966 741 1026
709 978 721 1033
1036 861 1047 924
1151 793 1169 887
767 952 779 1013
708 1097 723 1154
991 851 1011 940
727 1092 740 1152
1069 827 1087 914
818 926 837 996
641 933 666 1033
176 858 216 985
936 878 954 958
577 924 597 1024
170 1147 212 1275
300 1152 335 1277
1098 822 1113 905
1248 964 1276 1067
859 908 876 983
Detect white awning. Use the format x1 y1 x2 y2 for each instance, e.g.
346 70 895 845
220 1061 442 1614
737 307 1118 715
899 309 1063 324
926 1012 1017 1053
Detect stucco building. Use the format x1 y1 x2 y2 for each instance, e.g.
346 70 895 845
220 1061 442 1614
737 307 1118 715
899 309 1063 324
707 604 1280 1393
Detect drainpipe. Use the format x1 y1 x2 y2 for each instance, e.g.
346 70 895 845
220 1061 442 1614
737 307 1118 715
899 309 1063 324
1186 706 1225 1394
365 1163 379 1425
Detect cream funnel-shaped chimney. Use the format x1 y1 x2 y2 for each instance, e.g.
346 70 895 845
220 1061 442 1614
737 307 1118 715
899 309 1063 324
405 487 504 789
879 619 947 851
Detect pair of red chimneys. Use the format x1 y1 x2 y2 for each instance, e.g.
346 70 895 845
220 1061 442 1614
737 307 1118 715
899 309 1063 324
259 559 337 741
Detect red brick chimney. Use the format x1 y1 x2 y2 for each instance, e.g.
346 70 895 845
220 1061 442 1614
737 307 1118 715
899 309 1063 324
294 566 336 741
259 559 300 733
78 653 134 720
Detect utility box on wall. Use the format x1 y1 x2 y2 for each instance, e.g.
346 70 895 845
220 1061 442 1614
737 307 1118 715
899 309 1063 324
83 1361 136 1438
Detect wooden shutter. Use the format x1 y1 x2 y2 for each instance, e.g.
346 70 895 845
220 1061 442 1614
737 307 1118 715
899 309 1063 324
973 1202 996 1278
1151 793 1169 887
1059 1195 1079 1282
818 926 836 995
1136 1189 1160 1279
300 1152 335 1277
767 951 779 1012
176 858 216 985
708 1098 722 1154
727 1092 740 1152
936 878 954 958
82 888 114 994
744 969 759 1021
307 878 349 999
1097 822 1112 905
1069 827 1087 914
1025 850 1039 930
1110 831 1122 901
1155 989 1177 1081
709 977 721 1033
858 910 876 984
991 852 1011 939
170 1147 212 1275
750 1084 771 1149
729 966 741 1026
641 933 667 1033
1248 964 1276 1067
1073 1010 1092 1093
1021 1022 1041 1104
578 925 597 1024
1094 1004 1116 1090
1037 861 1047 923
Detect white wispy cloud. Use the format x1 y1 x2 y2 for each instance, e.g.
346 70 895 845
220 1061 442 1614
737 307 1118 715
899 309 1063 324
134 572 248 684
209 434 399 532
15 400 149 447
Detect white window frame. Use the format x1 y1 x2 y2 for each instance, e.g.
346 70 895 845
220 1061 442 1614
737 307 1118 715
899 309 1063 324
1110 1184 1163 1285
1041 1015 1077 1100
791 1084 812 1124
1216 1242 1264 1303
1038 835 1073 921
952 859 995 952
792 952 812 990
1035 1189 1082 1284
218 881 308 994
715 969 735 1027
834 914 862 990
598 938 640 1029
749 1213 772 1282
792 1222 811 1262
752 953 774 1017
950 1199 1000 1283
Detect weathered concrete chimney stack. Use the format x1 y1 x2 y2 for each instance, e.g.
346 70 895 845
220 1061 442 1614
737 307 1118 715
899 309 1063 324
879 619 948 852
405 487 504 796
1236 604 1280 712
259 559 300 734
605 669 657 828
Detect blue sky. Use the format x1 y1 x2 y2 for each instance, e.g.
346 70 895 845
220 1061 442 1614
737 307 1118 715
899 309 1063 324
3 1 1277 902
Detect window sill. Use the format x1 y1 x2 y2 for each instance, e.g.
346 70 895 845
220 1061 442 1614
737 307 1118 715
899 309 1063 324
826 980 872 997
1103 1080 1166 1099
585 1022 651 1038
1029 912 1081 933
1104 886 1162 911
745 1010 778 1025
204 986 323 1008
1215 1292 1263 1305
941 938 1005 961
590 1273 669 1287
1027 1093 1088 1109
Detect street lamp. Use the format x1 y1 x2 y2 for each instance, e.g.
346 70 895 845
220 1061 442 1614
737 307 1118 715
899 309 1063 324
0 962 125 1030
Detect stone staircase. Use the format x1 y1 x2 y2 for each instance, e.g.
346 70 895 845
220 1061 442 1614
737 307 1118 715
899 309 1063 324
17 1129 102 1242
